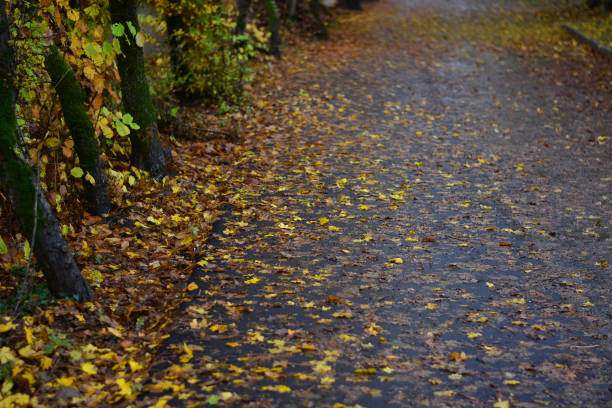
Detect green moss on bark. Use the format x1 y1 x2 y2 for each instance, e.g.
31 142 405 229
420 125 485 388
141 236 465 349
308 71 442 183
0 1 91 301
45 46 111 214
110 0 167 177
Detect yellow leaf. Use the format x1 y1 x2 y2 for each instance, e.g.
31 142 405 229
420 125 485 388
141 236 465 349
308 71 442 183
67 8 80 21
493 398 510 408
512 297 525 304
40 356 53 369
107 327 123 338
434 390 456 397
83 64 96 80
319 217 329 225
299 343 316 351
0 321 17 333
18 345 41 359
209 324 228 333
135 32 145 47
0 347 17 364
339 334 358 342
82 362 98 375
387 257 403 265
365 322 382 336
129 360 144 372
0 393 30 406
425 303 439 310
355 368 376 375
57 376 76 387
244 277 260 285
503 380 520 385
277 222 294 230
467 332 482 339
262 384 291 393
116 378 132 396
149 396 172 408
186 282 198 291
85 172 96 185
45 137 62 149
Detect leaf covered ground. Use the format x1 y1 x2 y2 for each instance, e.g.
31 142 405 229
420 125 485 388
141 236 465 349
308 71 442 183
1 0 611 407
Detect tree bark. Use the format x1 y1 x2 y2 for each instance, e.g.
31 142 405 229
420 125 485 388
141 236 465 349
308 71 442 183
0 4 91 301
109 0 168 178
235 0 252 36
165 3 197 105
289 0 297 18
45 46 112 215
339 0 361 10
310 0 328 40
264 0 281 59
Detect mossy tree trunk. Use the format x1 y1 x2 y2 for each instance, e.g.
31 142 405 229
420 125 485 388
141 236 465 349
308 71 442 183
310 0 328 40
45 46 112 215
110 0 168 178
0 5 91 301
264 0 281 59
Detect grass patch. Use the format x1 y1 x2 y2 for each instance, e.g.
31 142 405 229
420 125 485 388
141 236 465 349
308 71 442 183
574 11 612 47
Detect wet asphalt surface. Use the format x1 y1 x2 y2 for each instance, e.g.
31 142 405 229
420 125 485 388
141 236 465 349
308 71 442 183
143 1 611 406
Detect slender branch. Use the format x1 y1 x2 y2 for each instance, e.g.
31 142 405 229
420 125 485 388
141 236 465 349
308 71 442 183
13 150 40 312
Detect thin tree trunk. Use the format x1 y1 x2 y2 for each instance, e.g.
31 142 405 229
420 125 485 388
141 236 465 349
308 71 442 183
340 0 361 10
264 0 281 59
289 0 297 18
235 0 252 36
45 45 112 215
165 5 196 105
309 0 328 40
110 0 168 178
0 5 91 301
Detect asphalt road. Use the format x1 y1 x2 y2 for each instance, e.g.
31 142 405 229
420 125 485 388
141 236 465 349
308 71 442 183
143 1 611 406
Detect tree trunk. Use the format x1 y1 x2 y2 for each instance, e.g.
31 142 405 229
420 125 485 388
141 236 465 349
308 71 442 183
0 5 92 301
264 0 281 59
289 0 297 18
165 4 197 105
339 0 361 10
309 0 328 40
109 0 168 178
45 45 112 215
235 0 252 36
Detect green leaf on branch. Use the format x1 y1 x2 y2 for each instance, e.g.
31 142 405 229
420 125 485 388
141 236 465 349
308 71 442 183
111 23 125 38
70 167 84 178
0 235 7 255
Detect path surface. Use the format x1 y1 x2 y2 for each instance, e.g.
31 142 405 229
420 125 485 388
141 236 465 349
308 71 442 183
143 1 611 406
